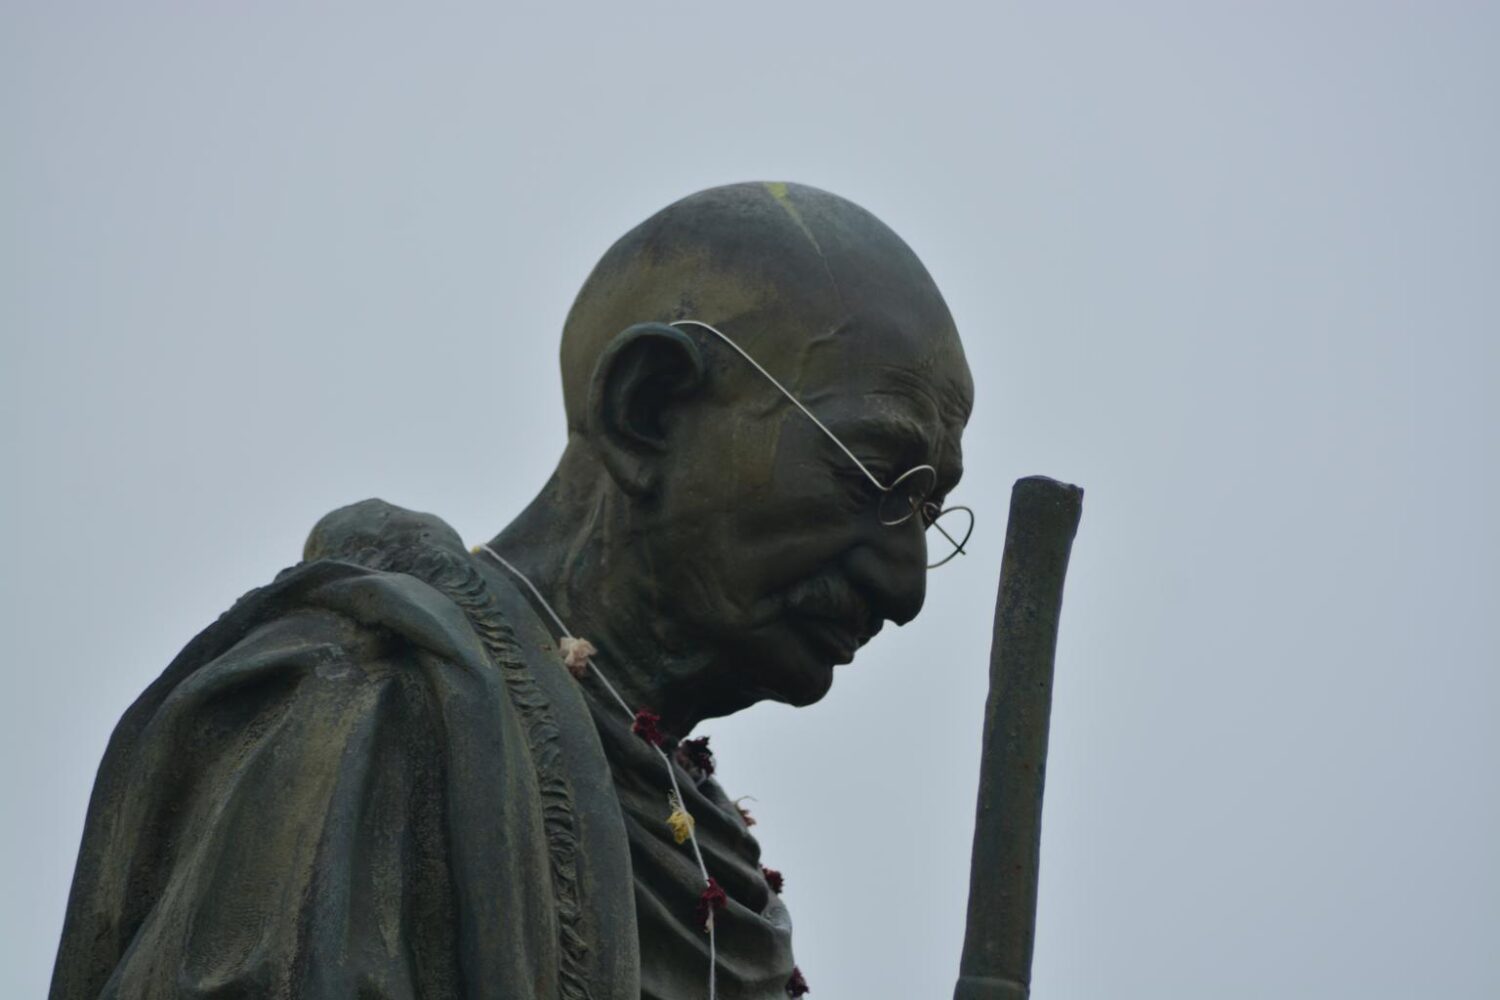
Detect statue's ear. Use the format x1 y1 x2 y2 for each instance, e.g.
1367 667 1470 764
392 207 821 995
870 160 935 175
587 322 706 496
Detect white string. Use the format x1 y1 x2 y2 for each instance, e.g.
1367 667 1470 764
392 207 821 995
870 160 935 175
475 542 720 999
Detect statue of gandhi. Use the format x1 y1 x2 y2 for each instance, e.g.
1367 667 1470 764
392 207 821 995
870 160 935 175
51 181 975 1000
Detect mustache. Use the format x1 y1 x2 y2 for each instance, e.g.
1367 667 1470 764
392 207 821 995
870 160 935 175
783 574 882 642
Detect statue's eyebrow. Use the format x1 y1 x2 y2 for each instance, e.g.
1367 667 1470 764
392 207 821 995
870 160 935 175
844 411 969 491
829 413 935 462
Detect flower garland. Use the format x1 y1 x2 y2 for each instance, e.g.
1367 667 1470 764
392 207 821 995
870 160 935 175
477 544 809 998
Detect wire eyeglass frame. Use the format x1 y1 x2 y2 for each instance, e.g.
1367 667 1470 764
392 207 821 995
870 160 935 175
668 319 975 569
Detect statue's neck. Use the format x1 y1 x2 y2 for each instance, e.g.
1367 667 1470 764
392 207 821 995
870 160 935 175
486 464 729 738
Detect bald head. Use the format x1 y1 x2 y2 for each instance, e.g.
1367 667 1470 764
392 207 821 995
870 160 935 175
499 183 976 719
560 182 970 432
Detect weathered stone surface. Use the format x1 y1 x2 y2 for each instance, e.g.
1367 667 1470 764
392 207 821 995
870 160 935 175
52 182 975 999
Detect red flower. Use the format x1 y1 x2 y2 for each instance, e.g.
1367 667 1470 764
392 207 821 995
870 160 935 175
632 709 665 747
677 736 715 777
696 877 728 929
786 966 810 996
761 866 784 894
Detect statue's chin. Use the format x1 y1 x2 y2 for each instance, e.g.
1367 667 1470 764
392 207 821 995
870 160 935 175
753 625 842 708
700 615 850 717
760 666 833 709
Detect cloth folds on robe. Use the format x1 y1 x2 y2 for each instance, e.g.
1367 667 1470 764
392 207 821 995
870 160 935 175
51 498 798 1000
50 501 639 1000
586 700 795 1000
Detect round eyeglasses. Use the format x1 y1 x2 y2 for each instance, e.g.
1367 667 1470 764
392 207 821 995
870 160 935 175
669 320 975 569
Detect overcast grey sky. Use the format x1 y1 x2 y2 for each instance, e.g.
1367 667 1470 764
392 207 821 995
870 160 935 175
4 3 1497 997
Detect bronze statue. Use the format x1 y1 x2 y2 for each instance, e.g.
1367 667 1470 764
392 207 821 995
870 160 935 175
52 182 1072 1000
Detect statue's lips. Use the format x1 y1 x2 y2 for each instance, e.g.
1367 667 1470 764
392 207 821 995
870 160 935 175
789 613 866 666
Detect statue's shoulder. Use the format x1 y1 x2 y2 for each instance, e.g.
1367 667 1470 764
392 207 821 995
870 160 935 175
131 498 492 713
303 497 466 567
54 499 628 1000
272 497 497 666
141 499 490 699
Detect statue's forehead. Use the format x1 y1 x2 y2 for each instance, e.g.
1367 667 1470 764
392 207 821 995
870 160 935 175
623 228 973 429
683 296 972 435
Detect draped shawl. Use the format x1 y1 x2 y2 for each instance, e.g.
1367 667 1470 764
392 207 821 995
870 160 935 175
50 500 796 1000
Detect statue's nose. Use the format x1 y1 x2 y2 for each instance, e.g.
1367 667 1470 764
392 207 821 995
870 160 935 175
845 522 928 627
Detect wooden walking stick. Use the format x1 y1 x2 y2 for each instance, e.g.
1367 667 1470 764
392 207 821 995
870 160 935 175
954 476 1083 1000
